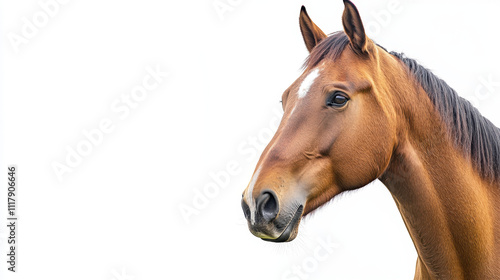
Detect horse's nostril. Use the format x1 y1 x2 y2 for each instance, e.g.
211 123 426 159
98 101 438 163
241 198 251 220
262 196 278 220
257 191 279 222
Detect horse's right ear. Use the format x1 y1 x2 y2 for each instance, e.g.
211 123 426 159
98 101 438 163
342 0 368 54
299 6 327 53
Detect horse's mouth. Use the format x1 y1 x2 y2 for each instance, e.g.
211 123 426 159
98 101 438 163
262 205 304 243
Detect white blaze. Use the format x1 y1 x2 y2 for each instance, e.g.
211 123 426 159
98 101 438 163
297 68 320 98
245 167 261 225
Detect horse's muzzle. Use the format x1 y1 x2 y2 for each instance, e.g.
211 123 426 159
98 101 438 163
241 189 304 242
262 204 303 242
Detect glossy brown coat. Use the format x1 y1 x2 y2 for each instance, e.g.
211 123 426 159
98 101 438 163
241 1 500 279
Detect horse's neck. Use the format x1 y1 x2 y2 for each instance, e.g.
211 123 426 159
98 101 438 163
379 89 500 279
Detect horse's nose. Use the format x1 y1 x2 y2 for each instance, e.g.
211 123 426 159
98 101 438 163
256 191 279 221
242 190 279 223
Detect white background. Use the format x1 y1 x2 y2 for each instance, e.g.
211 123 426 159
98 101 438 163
1 0 500 279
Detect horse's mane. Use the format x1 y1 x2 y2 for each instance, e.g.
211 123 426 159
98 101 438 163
304 31 350 68
392 52 500 182
305 32 500 182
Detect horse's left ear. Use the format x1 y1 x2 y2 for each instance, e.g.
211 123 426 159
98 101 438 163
342 0 368 54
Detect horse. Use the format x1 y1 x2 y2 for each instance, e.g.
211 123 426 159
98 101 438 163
240 1 500 279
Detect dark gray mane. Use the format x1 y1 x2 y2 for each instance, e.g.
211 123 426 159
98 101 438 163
304 31 350 68
305 32 500 182
391 52 500 182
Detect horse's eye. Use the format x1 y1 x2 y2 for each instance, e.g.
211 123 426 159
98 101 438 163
326 92 349 107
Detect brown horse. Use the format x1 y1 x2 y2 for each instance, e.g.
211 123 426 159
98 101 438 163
241 1 500 279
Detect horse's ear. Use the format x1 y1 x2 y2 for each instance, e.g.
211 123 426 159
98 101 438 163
342 0 368 54
299 6 327 53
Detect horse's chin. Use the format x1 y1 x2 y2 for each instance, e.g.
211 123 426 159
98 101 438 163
262 205 303 243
